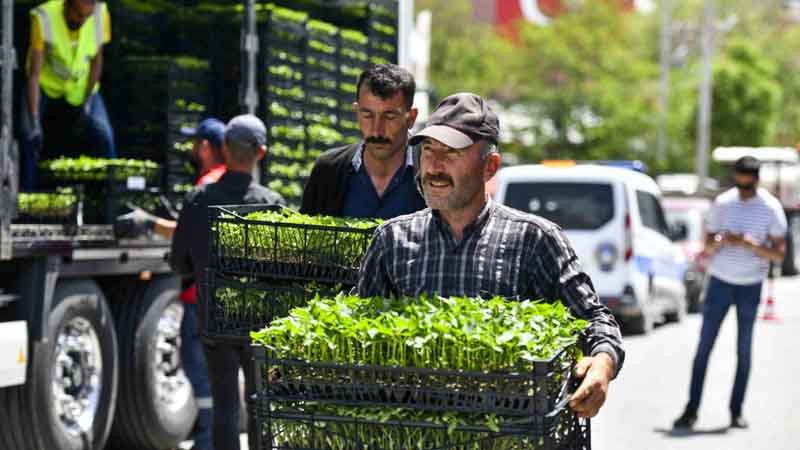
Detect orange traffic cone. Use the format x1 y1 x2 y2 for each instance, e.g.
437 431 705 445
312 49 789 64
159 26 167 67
760 277 780 322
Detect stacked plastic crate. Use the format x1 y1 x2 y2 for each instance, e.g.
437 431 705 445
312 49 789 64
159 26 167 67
107 55 210 208
107 2 219 213
202 204 377 343
260 1 399 209
260 7 312 206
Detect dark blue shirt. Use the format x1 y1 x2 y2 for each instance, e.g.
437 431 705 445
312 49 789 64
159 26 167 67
341 145 427 219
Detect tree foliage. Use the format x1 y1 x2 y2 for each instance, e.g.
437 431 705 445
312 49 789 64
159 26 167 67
512 2 658 164
699 38 783 148
414 0 515 101
416 1 800 174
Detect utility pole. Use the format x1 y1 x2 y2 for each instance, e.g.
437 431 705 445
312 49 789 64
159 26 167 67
657 0 673 165
242 0 258 116
696 0 714 196
242 0 259 181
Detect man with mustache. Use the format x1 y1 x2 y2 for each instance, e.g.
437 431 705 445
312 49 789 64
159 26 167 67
357 93 624 420
18 0 115 189
674 156 786 430
300 64 426 219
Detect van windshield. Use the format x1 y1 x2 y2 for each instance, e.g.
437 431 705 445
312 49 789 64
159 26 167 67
503 182 615 230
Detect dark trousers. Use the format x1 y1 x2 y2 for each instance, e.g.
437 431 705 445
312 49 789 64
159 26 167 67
203 341 256 450
687 276 762 416
18 85 116 190
181 303 213 450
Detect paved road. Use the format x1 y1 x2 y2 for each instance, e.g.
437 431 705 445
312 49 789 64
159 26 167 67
592 275 800 450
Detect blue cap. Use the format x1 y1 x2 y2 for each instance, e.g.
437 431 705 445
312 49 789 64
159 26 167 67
224 114 267 149
180 118 225 151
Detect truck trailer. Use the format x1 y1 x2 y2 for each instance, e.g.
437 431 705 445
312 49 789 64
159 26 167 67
0 1 400 449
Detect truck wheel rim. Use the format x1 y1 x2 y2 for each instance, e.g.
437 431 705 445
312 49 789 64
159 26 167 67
53 317 103 437
154 302 192 412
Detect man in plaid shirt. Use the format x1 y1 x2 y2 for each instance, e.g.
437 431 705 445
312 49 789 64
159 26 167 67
357 93 624 418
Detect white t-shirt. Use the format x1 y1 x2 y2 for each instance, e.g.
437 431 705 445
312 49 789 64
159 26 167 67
706 187 787 285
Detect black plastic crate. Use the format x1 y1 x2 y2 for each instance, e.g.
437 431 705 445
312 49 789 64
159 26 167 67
252 342 580 418
82 188 165 225
38 161 163 224
251 401 590 450
202 270 343 343
209 204 376 283
38 161 161 186
14 188 83 226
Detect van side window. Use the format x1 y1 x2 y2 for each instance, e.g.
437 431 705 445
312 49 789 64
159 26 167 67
505 182 614 230
637 191 670 236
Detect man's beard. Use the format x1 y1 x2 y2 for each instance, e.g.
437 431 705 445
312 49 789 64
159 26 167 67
735 182 756 192
422 173 479 211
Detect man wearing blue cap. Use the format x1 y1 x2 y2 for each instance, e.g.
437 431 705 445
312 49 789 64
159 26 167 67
182 118 227 188
171 114 284 450
176 117 226 450
115 117 228 450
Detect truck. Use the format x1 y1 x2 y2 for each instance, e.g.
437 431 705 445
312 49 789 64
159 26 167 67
712 146 800 276
0 1 401 449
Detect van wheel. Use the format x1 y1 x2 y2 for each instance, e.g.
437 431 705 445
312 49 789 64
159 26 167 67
0 280 118 450
107 276 196 450
665 296 687 323
627 310 654 335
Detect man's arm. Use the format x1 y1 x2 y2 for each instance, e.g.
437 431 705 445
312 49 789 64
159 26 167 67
532 226 624 418
27 50 43 121
83 48 103 108
738 233 785 263
355 226 395 297
154 218 177 240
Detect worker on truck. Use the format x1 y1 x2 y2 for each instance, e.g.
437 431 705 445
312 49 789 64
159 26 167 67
19 0 115 190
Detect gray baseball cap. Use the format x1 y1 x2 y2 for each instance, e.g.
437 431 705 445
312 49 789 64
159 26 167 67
410 93 499 149
224 114 267 148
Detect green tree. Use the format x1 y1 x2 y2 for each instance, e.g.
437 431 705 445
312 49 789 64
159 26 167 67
690 38 783 148
511 2 659 165
414 0 515 101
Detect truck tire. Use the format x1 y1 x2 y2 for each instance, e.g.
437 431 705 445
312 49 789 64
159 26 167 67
0 385 37 449
0 279 119 450
107 276 196 450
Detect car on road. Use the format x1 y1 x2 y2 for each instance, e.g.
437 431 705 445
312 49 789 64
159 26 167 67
662 196 712 313
493 162 688 334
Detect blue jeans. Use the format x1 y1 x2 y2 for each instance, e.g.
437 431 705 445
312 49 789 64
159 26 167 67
687 276 762 416
18 86 116 190
181 303 214 450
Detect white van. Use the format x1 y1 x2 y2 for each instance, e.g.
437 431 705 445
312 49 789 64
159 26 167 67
493 163 687 334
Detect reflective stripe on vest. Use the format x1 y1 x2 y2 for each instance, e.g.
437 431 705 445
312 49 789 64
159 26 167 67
32 6 72 82
34 1 105 105
94 2 103 53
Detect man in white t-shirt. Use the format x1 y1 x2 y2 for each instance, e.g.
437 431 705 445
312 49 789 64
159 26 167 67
674 156 787 430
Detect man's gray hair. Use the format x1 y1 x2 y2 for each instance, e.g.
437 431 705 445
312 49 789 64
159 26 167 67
480 141 499 159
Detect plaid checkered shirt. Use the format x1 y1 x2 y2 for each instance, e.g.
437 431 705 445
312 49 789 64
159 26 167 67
357 200 625 375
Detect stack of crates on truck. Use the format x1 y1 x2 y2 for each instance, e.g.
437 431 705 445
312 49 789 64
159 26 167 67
259 1 399 207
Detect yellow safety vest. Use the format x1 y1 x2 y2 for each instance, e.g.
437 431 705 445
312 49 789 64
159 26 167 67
32 0 105 106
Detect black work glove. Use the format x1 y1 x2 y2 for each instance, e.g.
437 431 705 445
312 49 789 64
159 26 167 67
114 206 157 239
28 118 43 160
